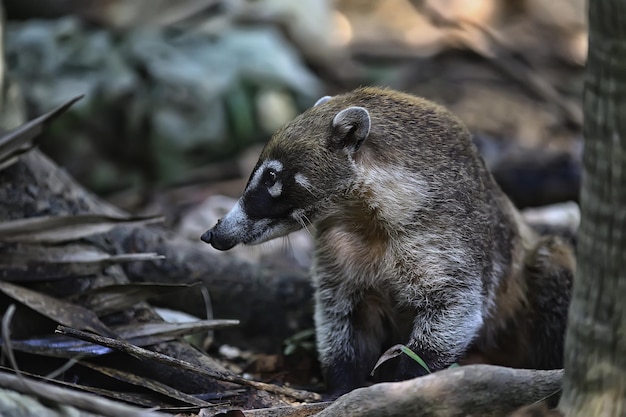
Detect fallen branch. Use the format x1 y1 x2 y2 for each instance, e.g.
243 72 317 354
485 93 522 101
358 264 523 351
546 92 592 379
315 365 562 417
0 370 167 417
245 402 332 416
56 325 321 402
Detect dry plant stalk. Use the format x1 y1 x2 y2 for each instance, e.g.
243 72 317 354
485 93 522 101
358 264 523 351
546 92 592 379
56 325 321 402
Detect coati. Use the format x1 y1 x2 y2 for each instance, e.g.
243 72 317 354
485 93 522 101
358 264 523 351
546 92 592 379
201 87 574 395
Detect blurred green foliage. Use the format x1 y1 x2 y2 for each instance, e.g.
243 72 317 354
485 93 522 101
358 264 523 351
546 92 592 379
5 17 321 193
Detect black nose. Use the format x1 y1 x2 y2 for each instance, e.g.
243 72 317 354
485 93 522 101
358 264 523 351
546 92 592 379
200 230 212 244
200 225 236 250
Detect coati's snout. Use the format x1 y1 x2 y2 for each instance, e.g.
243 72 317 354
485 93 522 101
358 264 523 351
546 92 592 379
200 219 235 251
201 163 319 250
200 197 281 251
201 229 233 251
200 158 315 250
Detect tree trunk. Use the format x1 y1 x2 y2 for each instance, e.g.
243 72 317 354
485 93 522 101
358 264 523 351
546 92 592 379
559 2 626 416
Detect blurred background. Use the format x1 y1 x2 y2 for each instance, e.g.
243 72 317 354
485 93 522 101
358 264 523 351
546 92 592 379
2 0 584 266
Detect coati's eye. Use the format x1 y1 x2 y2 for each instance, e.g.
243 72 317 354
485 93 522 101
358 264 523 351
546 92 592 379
264 169 277 187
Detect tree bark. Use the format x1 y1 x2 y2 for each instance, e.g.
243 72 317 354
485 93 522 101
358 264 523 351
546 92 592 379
316 366 563 417
559 2 626 416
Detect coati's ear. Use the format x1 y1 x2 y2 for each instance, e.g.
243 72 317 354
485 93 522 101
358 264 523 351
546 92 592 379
314 96 332 107
331 106 371 152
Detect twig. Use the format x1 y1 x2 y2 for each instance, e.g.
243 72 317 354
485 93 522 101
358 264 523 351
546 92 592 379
244 402 332 416
56 325 321 402
0 370 167 417
45 355 82 380
2 305 21 375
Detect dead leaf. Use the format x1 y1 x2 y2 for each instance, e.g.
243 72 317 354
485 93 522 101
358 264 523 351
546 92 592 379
10 336 114 357
0 281 114 337
0 214 163 243
116 319 240 340
79 362 212 407
9 319 239 358
370 344 404 376
69 282 198 315
0 95 83 168
0 245 165 282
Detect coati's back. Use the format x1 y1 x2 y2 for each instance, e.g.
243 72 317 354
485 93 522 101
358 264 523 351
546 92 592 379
202 87 573 395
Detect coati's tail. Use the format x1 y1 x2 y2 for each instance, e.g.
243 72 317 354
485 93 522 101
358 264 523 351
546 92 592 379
522 236 574 369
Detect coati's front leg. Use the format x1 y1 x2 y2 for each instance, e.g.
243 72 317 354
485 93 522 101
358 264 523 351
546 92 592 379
315 311 373 395
314 288 395 395
316 283 485 395
396 291 485 379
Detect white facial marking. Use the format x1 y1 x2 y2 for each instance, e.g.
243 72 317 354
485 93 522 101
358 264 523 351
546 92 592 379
218 198 285 245
295 173 312 191
219 200 249 237
291 208 304 220
268 181 282 197
248 221 293 245
249 159 283 190
211 199 255 246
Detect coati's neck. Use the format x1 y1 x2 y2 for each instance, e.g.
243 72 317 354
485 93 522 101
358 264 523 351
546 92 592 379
311 166 424 289
313 202 390 290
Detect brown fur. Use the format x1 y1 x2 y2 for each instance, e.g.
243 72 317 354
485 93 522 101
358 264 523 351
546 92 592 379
202 87 574 395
